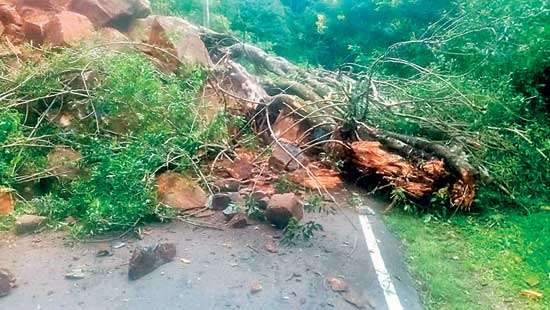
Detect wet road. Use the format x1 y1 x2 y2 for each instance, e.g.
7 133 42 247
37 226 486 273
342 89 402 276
0 193 422 310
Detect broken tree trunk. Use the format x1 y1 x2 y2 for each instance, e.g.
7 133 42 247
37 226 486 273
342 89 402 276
199 28 478 209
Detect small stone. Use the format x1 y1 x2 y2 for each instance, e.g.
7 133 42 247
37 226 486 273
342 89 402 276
207 192 242 211
65 268 87 280
15 215 47 235
128 243 176 281
213 178 241 192
264 239 278 253
265 193 304 229
156 171 207 210
327 277 348 292
96 243 112 257
250 281 262 294
228 213 248 229
0 268 16 297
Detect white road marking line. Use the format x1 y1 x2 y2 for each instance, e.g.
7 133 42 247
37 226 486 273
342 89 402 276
359 214 404 310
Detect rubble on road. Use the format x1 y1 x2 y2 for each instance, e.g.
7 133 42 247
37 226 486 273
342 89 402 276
128 243 176 280
265 193 304 228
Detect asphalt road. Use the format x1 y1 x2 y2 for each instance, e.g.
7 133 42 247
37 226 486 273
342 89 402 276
0 190 422 310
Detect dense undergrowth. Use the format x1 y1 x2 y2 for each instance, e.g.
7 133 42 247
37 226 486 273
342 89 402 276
0 47 228 235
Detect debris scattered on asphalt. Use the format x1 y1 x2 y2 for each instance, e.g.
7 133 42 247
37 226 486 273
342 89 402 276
250 281 263 294
65 268 87 280
180 258 191 264
264 239 278 253
128 243 177 281
96 243 113 257
228 213 248 228
327 277 349 292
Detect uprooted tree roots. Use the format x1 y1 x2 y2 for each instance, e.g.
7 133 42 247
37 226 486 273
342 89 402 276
199 29 480 210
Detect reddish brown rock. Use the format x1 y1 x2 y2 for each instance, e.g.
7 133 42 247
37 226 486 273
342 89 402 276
20 6 51 44
16 0 69 11
128 243 176 281
224 158 255 180
327 277 349 292
44 10 93 46
0 23 4 36
147 16 212 69
125 14 154 42
213 178 241 193
0 268 16 297
0 4 22 25
69 0 151 27
156 171 207 210
97 26 128 42
265 193 304 228
269 142 309 171
227 213 248 229
0 188 13 216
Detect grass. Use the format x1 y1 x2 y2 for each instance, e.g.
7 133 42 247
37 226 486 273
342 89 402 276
384 208 550 309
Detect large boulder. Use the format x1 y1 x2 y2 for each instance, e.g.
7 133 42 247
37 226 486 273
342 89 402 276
265 193 304 228
16 0 70 11
147 16 212 69
156 171 207 210
44 11 93 46
19 6 51 44
269 142 309 171
69 0 151 28
15 214 47 234
0 4 22 25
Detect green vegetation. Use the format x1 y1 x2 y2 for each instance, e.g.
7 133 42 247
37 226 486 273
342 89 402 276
149 0 549 306
0 47 227 235
385 209 549 309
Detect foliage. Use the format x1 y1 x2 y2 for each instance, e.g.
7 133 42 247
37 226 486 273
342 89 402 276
0 48 227 235
281 217 323 245
385 208 550 309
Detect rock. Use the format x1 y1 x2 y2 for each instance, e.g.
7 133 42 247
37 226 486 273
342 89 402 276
327 277 349 292
342 290 368 309
222 203 240 220
125 14 154 42
213 178 241 192
227 213 248 229
20 6 51 44
128 243 176 280
207 192 242 211
0 268 16 297
15 214 46 234
265 193 303 228
269 142 309 171
16 0 69 11
224 158 255 180
0 188 14 216
250 280 262 294
0 23 4 35
47 148 82 179
96 243 112 257
147 16 212 70
69 0 151 27
0 4 22 25
65 268 87 280
97 26 128 42
156 171 207 210
44 10 93 46
264 239 278 253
